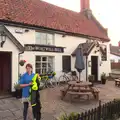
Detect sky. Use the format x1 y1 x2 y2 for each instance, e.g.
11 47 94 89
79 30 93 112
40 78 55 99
42 0 120 45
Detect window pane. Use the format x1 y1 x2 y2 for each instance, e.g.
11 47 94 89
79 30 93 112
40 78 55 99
36 69 40 74
42 63 47 68
36 32 41 44
36 63 40 68
40 33 47 44
48 63 53 71
48 57 53 63
47 34 53 45
36 56 41 61
42 57 47 61
36 32 47 44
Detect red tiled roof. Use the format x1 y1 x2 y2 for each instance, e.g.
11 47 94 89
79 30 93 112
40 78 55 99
0 0 110 41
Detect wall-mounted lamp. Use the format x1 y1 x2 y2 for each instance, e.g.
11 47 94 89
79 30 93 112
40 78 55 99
94 50 97 53
0 32 6 47
100 61 103 66
88 61 91 67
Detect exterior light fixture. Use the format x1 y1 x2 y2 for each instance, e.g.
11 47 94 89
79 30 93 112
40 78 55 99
0 32 6 47
100 61 103 66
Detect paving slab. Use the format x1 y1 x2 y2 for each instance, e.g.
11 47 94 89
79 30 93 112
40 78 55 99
0 110 14 118
0 81 120 120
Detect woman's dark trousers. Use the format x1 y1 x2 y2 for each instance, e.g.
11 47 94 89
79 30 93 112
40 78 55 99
23 101 41 120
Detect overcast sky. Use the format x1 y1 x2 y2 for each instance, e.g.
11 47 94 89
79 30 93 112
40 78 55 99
42 0 120 45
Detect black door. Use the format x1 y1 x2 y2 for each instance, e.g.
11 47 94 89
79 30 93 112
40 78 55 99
0 52 12 95
91 56 98 82
62 56 71 72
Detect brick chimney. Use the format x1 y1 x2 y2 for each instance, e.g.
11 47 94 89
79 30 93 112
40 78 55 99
118 41 120 47
81 0 90 11
81 0 92 19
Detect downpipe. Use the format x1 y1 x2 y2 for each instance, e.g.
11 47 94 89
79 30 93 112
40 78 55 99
18 51 24 78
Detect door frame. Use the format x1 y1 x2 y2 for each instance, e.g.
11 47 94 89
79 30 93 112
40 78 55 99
91 56 98 82
0 51 12 93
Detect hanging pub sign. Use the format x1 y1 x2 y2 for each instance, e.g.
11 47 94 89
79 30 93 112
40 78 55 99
100 44 107 61
24 44 64 53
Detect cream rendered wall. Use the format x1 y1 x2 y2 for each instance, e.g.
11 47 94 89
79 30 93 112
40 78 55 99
6 25 111 81
0 36 19 91
6 26 35 45
55 34 87 81
88 42 111 80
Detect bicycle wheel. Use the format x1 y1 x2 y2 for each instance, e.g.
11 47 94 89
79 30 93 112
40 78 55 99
72 75 78 81
58 75 68 86
52 76 58 87
67 74 72 81
40 79 46 89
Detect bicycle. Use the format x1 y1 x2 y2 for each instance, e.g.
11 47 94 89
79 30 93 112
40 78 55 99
40 71 58 89
58 70 78 86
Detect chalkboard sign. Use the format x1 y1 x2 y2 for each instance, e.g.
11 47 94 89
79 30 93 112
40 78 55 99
24 44 64 53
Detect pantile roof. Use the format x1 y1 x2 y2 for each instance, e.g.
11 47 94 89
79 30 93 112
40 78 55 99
0 0 110 41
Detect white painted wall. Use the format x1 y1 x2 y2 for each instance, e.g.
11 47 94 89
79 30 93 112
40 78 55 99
0 36 19 91
5 25 111 85
110 54 120 62
88 42 111 80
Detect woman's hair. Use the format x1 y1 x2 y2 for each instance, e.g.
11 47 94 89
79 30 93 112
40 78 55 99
26 63 33 69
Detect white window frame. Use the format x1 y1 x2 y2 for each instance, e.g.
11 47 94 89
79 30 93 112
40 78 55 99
35 31 55 45
35 56 55 74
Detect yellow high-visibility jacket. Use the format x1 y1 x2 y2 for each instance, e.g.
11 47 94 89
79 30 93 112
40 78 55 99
29 73 41 106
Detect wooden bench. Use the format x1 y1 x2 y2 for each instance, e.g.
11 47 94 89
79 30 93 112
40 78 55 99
80 87 92 92
115 79 120 86
60 88 67 99
67 91 92 102
69 87 79 92
60 87 79 99
91 87 100 100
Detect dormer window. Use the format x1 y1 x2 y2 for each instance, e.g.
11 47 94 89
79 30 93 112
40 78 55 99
36 31 54 45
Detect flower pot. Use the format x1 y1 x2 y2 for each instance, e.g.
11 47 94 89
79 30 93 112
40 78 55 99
88 75 95 86
19 62 24 66
101 78 106 84
15 89 22 99
19 60 26 66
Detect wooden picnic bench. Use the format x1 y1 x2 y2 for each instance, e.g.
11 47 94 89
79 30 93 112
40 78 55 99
91 87 100 100
60 81 97 102
115 79 120 86
60 87 80 99
67 91 92 102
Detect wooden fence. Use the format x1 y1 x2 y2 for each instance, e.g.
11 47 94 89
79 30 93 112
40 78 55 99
111 62 120 69
65 100 120 120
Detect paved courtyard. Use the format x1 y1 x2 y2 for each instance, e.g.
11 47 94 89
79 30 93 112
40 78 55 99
0 81 120 120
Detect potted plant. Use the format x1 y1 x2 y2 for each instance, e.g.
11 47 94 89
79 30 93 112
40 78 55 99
101 72 107 84
14 82 22 99
57 112 79 120
88 75 95 86
19 60 26 66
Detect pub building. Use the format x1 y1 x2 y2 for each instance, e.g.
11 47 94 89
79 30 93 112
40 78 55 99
0 0 111 93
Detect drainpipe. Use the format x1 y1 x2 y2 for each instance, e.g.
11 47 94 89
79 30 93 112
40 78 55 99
86 55 88 81
18 51 24 78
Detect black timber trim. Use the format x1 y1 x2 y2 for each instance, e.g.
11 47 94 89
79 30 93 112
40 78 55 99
24 44 65 53
0 25 24 51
